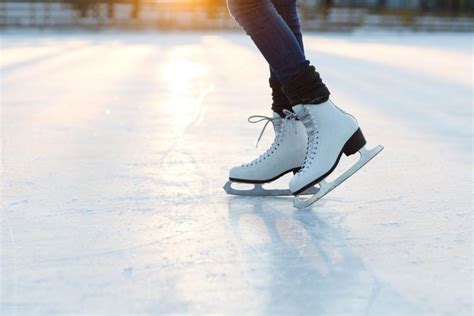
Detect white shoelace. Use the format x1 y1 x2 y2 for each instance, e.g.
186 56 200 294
243 110 297 167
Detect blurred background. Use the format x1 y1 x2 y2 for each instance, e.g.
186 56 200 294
1 0 473 31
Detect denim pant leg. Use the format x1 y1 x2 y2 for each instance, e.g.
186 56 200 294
269 0 305 83
227 0 309 85
268 0 306 114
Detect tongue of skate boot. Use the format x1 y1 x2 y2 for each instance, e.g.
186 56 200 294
291 104 305 119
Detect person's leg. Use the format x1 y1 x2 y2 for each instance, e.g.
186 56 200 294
268 0 305 116
271 0 305 56
268 76 290 117
227 0 330 110
227 0 307 84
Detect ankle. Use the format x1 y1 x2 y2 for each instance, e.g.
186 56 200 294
281 65 330 105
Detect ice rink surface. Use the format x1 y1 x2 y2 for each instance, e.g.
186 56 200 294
1 31 472 315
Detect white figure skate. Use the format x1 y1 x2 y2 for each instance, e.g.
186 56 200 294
224 111 319 196
290 100 383 208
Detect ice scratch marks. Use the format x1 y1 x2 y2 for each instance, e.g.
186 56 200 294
365 280 383 316
366 196 403 204
0 44 83 75
3 208 16 249
36 218 226 264
1 42 104 85
2 203 18 313
7 199 28 207
380 221 401 227
4 199 30 249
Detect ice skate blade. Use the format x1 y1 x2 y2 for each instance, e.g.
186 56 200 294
224 181 319 197
293 145 384 209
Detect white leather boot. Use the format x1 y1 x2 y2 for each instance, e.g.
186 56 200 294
289 100 366 195
229 111 307 183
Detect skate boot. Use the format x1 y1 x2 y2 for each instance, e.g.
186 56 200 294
224 111 319 196
290 100 383 208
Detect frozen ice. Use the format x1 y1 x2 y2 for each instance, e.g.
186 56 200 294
1 30 472 315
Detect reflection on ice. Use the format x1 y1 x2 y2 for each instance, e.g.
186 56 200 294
227 197 421 315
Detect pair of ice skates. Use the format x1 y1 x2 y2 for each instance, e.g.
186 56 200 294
224 100 384 209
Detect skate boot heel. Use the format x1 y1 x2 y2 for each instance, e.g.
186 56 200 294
343 128 367 156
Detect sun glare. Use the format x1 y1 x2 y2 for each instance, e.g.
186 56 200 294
160 46 209 127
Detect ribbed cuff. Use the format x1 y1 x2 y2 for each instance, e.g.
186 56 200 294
269 78 293 117
281 65 330 105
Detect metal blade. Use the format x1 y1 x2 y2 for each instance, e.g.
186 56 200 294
294 145 384 209
223 181 319 197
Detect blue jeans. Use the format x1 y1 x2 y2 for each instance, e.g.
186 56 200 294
227 0 309 85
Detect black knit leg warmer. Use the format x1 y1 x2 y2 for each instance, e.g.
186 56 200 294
269 78 294 117
281 65 330 105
